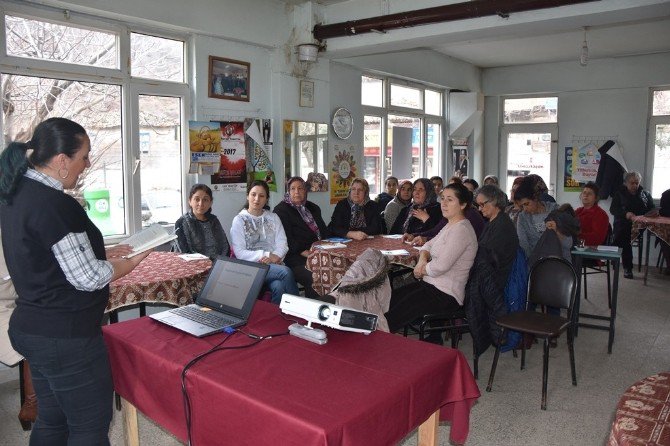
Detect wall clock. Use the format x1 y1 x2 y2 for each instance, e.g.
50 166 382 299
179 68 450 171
332 107 353 139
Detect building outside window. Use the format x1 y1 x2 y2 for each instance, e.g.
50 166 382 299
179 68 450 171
650 89 670 198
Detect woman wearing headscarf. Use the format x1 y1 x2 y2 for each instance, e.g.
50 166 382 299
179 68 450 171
383 179 412 234
515 175 559 259
328 178 382 240
390 178 442 235
274 177 329 299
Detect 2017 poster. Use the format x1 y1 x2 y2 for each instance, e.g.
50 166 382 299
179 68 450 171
564 143 600 191
211 121 247 191
330 146 357 204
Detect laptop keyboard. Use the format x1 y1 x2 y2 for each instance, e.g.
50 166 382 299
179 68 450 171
170 306 237 328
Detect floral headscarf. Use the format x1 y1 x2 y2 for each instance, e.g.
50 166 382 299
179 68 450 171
401 178 438 232
347 178 371 230
284 176 321 238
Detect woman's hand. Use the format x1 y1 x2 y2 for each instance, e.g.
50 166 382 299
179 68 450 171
413 262 427 279
106 244 133 259
412 208 429 223
301 250 311 258
626 212 636 221
268 253 282 264
411 236 427 247
346 230 368 241
402 233 414 242
545 221 557 231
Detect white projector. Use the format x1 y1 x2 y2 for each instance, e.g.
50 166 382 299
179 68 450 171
279 294 378 334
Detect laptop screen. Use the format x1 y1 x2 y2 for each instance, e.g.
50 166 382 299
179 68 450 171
196 257 269 317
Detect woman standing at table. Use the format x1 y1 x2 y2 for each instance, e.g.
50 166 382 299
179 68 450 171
231 180 299 304
385 183 478 337
383 179 412 234
174 183 230 261
389 178 442 236
610 171 654 279
328 178 382 240
0 118 149 445
575 182 609 247
274 176 329 299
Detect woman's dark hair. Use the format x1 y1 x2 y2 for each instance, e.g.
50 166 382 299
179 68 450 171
0 118 87 204
384 176 398 186
244 179 271 210
189 183 213 200
582 181 600 201
475 184 508 211
514 175 544 202
448 176 463 185
463 178 479 190
444 182 472 208
413 178 437 205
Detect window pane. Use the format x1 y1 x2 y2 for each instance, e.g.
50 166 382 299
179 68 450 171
298 140 314 178
426 124 441 178
298 122 315 136
653 90 670 116
425 90 442 116
131 33 184 82
1 74 124 235
652 123 670 197
390 84 422 109
506 132 552 196
388 115 421 179
364 116 382 195
504 97 557 124
361 76 383 107
139 95 183 227
5 15 117 68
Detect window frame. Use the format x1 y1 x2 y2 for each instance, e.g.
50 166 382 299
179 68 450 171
647 87 670 199
0 4 190 241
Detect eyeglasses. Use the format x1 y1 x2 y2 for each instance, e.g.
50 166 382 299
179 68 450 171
476 199 491 209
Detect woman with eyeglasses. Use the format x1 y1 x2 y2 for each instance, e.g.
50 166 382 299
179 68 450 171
383 179 412 234
515 175 559 260
389 178 442 236
328 178 382 241
475 185 519 291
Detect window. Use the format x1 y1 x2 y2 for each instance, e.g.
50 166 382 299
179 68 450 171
503 97 557 124
650 89 670 198
294 122 327 179
361 75 445 195
2 8 188 237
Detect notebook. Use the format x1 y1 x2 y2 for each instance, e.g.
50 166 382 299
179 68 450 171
149 257 269 337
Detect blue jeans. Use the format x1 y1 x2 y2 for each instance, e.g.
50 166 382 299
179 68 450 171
9 329 113 446
266 264 300 304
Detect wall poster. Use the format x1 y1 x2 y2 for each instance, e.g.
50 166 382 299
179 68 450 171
330 146 357 204
210 121 247 191
564 143 600 191
188 121 222 175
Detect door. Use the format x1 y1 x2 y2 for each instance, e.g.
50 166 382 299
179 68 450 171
501 124 558 197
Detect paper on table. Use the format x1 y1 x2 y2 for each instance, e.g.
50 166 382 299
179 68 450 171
381 234 403 239
121 224 177 258
179 253 209 261
323 237 352 243
596 245 619 252
314 243 347 250
380 249 410 256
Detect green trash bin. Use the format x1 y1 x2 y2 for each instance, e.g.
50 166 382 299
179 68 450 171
84 189 112 234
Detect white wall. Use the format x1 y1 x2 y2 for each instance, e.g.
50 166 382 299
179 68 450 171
482 52 670 208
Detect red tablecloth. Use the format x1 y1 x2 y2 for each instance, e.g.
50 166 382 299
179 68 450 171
608 372 670 446
307 236 420 295
103 301 480 445
632 216 670 245
107 251 211 312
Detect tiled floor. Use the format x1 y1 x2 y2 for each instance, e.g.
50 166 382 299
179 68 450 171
1 267 669 445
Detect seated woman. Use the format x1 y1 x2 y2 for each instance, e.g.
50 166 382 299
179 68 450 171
273 177 329 300
515 175 559 260
390 178 442 235
575 182 609 247
174 184 230 260
383 179 412 233
230 180 300 304
475 185 520 291
375 176 398 210
610 171 654 279
384 183 478 338
328 178 382 240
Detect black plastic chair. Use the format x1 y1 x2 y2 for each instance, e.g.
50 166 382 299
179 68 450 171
582 224 612 308
486 256 578 410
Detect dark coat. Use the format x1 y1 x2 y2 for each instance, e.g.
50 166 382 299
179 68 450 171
328 199 383 237
273 200 329 268
610 184 655 239
389 202 442 235
595 140 627 199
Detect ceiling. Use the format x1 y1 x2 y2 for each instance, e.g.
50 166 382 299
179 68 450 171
290 0 670 68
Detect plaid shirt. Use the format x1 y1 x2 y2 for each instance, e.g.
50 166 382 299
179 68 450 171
26 169 113 292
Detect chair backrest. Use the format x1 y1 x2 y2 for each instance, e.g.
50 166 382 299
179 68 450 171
527 256 577 311
604 223 613 245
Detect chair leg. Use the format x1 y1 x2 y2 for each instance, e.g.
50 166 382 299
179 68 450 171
541 338 550 410
606 261 612 309
473 353 479 381
583 266 588 301
568 327 577 386
521 340 526 370
486 329 506 392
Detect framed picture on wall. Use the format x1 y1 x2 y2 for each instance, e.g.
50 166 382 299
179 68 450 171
208 56 250 102
299 79 314 108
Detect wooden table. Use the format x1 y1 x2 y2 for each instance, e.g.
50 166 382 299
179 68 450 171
307 236 420 295
107 251 211 318
608 372 670 446
571 246 622 354
631 215 670 285
103 301 480 446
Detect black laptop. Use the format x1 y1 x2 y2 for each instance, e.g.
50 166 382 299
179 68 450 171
149 257 269 337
